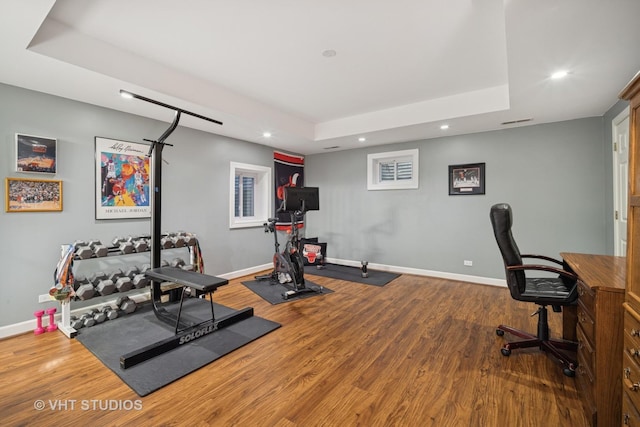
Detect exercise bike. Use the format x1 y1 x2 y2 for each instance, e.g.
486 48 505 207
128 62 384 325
256 187 322 299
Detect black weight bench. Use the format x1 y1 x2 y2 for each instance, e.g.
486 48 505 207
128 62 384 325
145 267 228 334
120 267 253 369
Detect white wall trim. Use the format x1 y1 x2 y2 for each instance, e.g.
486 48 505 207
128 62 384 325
327 258 506 287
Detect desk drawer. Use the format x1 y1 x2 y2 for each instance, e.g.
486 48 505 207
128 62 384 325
626 307 640 349
577 339 595 404
577 325 595 379
577 280 595 314
576 346 596 424
624 390 640 426
626 331 640 367
624 351 640 412
577 302 595 345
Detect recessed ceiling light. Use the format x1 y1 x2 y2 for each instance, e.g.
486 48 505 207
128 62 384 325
551 70 569 79
263 132 271 138
358 137 366 142
322 49 337 58
440 124 449 130
120 91 134 99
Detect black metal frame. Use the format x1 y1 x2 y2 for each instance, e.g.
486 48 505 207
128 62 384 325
118 90 255 368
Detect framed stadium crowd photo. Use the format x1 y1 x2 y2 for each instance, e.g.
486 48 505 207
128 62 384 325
5 177 63 212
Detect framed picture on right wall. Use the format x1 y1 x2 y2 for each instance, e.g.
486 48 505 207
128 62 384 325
448 162 485 195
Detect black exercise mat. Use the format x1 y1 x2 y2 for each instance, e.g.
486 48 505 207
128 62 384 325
304 263 400 286
76 298 280 396
241 279 333 305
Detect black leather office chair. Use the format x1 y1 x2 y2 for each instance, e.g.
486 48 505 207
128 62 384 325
489 203 579 376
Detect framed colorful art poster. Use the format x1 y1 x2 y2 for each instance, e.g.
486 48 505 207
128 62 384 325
95 136 151 219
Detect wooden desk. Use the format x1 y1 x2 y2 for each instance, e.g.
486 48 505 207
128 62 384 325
561 252 625 427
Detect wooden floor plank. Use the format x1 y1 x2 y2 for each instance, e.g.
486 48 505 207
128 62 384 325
0 272 588 426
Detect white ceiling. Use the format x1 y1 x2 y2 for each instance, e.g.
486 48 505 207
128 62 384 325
1 0 640 154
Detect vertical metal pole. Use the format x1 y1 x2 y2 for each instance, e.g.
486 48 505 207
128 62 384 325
151 142 164 270
149 111 181 314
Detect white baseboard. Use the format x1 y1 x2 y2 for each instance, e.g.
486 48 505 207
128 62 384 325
217 263 272 280
327 258 507 288
0 261 503 340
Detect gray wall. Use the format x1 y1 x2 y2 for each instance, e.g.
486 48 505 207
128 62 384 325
0 81 623 327
305 117 615 280
0 83 274 326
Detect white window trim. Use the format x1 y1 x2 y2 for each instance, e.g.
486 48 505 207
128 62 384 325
367 149 419 190
229 162 272 229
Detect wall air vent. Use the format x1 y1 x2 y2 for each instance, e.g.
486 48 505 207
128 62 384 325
501 118 533 125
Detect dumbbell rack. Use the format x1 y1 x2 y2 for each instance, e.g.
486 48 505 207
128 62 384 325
56 233 199 339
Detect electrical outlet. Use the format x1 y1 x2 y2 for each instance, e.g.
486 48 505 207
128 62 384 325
38 294 51 303
463 260 473 267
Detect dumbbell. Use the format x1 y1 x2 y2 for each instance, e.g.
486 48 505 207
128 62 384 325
95 279 115 296
116 296 137 314
181 264 195 271
161 259 170 267
160 236 174 249
73 274 90 288
115 276 133 293
91 271 108 283
75 283 95 300
111 236 126 247
133 238 148 252
132 273 150 289
89 239 109 257
181 234 197 246
75 244 93 260
101 305 118 320
124 266 140 278
171 258 186 268
171 235 186 248
89 308 107 324
77 312 96 328
118 241 135 254
108 269 124 282
69 315 85 330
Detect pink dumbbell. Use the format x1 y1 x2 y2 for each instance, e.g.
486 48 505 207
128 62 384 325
45 307 58 332
34 310 45 335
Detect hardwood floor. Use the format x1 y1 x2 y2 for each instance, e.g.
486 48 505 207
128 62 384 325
0 272 588 426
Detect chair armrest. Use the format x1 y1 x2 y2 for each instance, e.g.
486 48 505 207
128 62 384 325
520 254 563 265
506 264 578 282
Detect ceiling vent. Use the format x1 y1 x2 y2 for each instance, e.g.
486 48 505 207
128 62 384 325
501 118 533 125
323 146 340 150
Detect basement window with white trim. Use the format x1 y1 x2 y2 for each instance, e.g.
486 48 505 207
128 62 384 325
229 162 271 228
367 149 419 190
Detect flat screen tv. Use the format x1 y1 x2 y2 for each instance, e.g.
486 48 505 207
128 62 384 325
283 186 319 212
